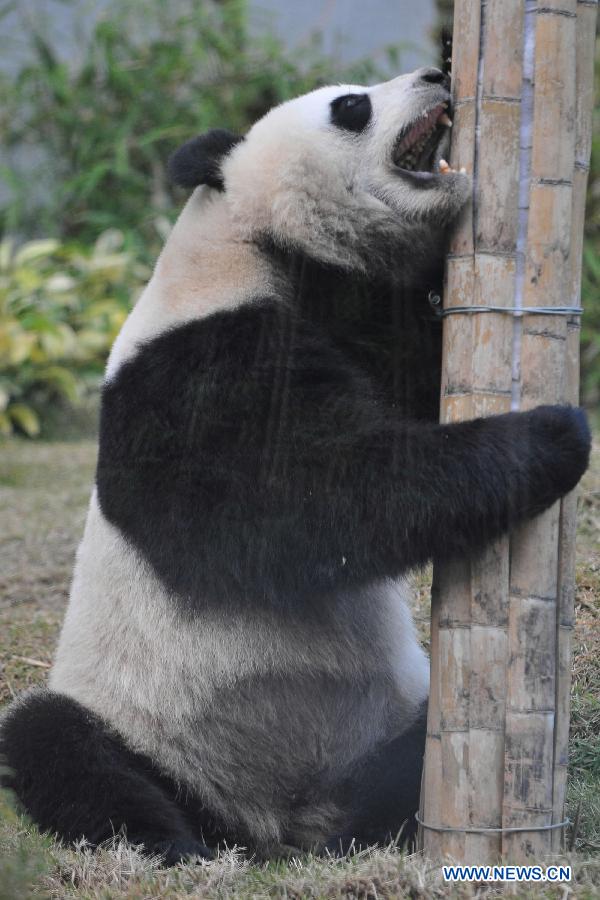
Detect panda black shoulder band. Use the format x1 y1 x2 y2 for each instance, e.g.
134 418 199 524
414 812 570 834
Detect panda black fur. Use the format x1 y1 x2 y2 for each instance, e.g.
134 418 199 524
1 69 591 864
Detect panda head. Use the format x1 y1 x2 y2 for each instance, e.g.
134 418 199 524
168 69 470 270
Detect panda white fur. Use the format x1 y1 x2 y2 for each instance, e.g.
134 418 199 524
1 68 591 864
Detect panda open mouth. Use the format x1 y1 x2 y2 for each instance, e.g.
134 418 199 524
392 103 454 181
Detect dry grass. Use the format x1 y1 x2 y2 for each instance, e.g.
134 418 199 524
568 425 600 856
2 808 600 900
0 431 599 898
0 440 95 706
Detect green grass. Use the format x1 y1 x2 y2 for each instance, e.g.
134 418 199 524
0 433 599 897
0 790 54 900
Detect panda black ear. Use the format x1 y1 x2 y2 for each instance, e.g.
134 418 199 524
167 129 243 191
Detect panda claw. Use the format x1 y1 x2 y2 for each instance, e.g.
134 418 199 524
438 159 467 176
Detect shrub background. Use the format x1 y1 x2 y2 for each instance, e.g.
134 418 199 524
0 0 391 436
1 0 597 437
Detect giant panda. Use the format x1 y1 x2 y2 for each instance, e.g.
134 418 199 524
0 68 591 865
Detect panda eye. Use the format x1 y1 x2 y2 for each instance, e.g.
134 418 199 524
330 93 372 133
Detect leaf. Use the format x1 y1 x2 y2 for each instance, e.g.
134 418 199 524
76 329 111 355
94 229 125 255
86 253 129 276
13 240 60 266
0 411 12 437
18 313 55 333
71 162 112 200
39 328 68 360
0 238 14 271
8 403 40 437
137 124 187 147
37 366 80 403
45 273 77 293
13 266 45 293
86 299 127 317
0 326 36 366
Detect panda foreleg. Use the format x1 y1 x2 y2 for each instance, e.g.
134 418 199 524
0 689 213 865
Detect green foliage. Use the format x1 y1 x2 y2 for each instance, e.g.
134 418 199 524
581 42 600 408
581 241 600 407
0 232 147 437
0 0 384 257
0 0 394 437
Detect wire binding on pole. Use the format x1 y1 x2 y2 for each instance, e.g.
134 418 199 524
426 293 584 320
415 812 570 835
440 305 584 318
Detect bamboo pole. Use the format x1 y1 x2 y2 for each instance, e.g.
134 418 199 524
419 0 597 864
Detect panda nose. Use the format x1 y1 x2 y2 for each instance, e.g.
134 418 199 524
415 67 449 88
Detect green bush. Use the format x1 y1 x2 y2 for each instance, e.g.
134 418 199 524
581 241 600 407
0 0 396 436
0 0 384 257
580 46 600 408
0 232 147 436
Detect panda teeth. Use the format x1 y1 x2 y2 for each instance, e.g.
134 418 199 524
397 131 430 171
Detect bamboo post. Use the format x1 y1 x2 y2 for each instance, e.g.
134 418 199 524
419 0 597 864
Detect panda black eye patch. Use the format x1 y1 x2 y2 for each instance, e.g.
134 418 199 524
330 93 372 133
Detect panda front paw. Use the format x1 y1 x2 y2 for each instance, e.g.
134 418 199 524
519 404 591 512
429 167 472 223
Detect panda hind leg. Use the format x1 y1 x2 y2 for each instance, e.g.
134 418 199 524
0 689 213 865
327 702 427 855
